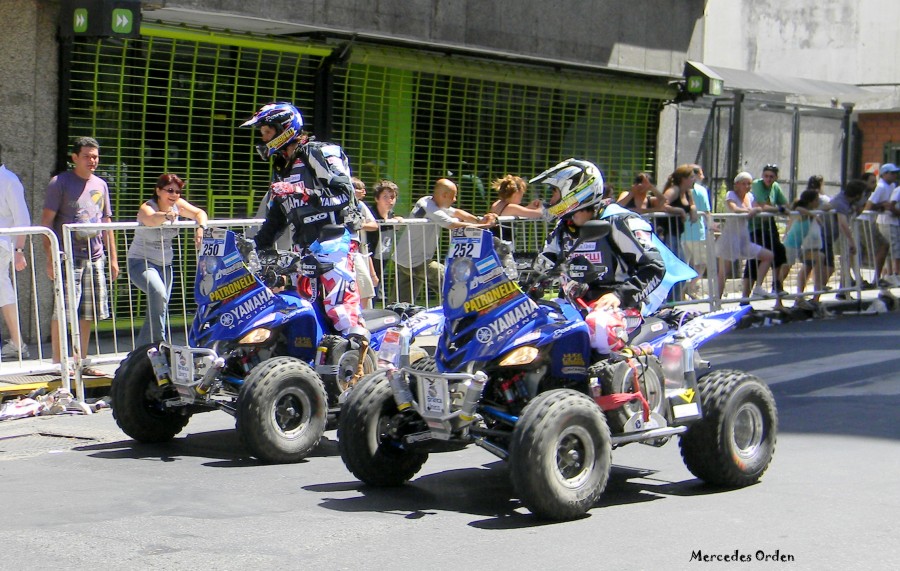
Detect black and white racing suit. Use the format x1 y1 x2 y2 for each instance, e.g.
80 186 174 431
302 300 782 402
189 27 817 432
254 140 363 333
542 210 665 353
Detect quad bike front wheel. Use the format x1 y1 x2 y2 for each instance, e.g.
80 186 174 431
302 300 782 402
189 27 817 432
679 369 777 487
110 344 191 443
237 357 327 464
510 389 612 521
338 362 434 486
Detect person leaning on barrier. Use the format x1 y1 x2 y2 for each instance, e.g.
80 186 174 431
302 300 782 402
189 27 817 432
0 157 31 360
369 179 403 305
746 164 789 297
716 172 775 301
242 102 365 335
826 180 866 300
351 177 379 309
533 159 665 355
489 174 545 243
681 164 715 300
864 163 900 287
616 172 668 215
40 137 118 375
127 173 208 347
392 178 497 304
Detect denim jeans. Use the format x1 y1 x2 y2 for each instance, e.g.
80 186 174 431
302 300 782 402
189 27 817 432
127 257 174 347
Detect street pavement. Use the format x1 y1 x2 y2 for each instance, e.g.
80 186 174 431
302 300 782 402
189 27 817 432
0 312 897 570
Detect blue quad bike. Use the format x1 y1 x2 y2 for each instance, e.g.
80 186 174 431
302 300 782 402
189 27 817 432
111 227 417 463
338 221 777 520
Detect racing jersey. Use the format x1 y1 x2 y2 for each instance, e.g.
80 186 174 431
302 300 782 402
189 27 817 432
542 211 665 307
254 140 360 250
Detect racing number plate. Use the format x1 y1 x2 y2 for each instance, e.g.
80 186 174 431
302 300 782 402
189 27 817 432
170 345 195 383
421 376 450 415
449 227 484 258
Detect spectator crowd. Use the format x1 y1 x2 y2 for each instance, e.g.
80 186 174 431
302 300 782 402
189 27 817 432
2 130 899 367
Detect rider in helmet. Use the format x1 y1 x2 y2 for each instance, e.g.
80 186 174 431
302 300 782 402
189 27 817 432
533 159 666 355
242 102 365 335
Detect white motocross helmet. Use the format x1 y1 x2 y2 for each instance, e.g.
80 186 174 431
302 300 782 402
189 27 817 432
530 158 604 220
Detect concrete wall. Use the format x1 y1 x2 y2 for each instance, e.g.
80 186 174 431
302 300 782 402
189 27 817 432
704 0 899 98
0 0 60 342
150 0 707 77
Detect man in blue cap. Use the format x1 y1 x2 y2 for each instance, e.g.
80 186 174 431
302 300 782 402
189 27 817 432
863 163 900 286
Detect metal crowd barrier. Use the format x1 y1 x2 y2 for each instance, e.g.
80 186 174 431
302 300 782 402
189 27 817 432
7 209 888 401
0 227 71 389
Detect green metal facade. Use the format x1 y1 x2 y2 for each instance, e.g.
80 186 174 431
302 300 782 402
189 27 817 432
67 23 667 220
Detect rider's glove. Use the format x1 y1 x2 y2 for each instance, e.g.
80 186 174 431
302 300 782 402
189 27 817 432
562 280 588 300
271 181 302 198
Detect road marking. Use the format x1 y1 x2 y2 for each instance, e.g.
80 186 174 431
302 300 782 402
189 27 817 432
748 350 900 387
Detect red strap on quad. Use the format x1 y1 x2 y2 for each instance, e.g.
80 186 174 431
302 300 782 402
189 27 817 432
593 358 651 422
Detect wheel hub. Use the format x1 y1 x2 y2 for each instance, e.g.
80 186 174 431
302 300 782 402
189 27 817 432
731 402 764 458
555 426 595 487
272 389 310 437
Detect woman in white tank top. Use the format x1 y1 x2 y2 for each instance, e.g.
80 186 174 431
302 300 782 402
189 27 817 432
126 173 208 347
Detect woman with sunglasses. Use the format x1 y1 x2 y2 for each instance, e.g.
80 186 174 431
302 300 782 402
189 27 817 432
127 173 208 347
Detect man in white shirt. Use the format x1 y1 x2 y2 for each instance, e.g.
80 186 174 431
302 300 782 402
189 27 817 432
392 178 496 303
0 157 31 360
863 163 899 286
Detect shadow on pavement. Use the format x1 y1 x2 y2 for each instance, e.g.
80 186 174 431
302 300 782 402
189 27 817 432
307 461 718 528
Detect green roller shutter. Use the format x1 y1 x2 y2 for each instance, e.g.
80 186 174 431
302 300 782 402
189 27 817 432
65 23 332 322
333 45 669 216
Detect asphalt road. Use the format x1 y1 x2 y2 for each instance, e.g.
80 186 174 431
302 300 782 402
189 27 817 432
0 313 897 570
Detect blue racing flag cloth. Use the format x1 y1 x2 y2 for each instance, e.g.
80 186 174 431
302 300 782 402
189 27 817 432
601 203 697 316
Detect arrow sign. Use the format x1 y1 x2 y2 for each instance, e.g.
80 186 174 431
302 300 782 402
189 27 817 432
111 8 133 34
73 8 88 33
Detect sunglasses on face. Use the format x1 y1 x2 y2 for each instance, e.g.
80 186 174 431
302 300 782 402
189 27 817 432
162 187 182 195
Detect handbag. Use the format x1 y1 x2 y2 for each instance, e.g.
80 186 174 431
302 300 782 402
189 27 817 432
801 218 823 250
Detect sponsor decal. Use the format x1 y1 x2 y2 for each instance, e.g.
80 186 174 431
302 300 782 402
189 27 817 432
294 337 314 348
463 281 520 313
475 256 498 273
214 263 244 280
472 266 504 287
223 289 275 324
220 313 234 327
679 388 695 403
475 327 493 343
552 321 584 338
268 127 296 152
222 250 241 267
303 212 328 224
485 300 537 339
209 273 257 302
562 353 585 367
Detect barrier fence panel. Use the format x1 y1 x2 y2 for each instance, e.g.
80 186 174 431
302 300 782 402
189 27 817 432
0 227 71 389
60 219 263 399
31 211 889 401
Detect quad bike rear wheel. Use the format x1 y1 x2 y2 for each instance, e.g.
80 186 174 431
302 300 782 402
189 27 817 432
237 357 327 464
111 344 191 443
679 369 777 487
510 389 612 521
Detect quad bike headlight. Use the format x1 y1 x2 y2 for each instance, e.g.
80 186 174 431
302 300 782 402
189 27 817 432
238 328 272 345
498 346 540 367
